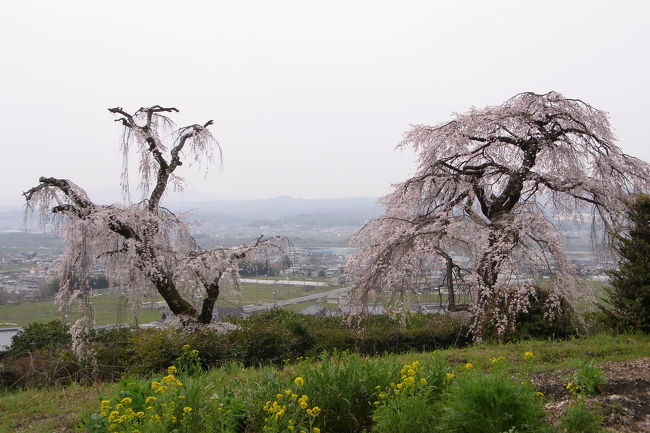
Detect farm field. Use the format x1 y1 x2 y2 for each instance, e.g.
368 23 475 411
0 282 331 327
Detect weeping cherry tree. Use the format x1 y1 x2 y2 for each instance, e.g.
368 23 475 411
24 106 288 340
347 92 650 339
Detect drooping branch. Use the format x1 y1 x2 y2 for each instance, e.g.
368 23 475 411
349 91 650 340
108 105 218 210
23 105 277 328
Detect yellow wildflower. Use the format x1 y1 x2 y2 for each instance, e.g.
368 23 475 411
183 406 192 414
314 428 321 433
524 351 534 360
167 365 177 374
465 363 473 369
446 372 455 379
420 378 428 385
182 344 190 350
536 391 544 397
294 376 304 387
145 396 157 404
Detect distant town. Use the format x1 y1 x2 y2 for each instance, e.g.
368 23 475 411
0 196 614 323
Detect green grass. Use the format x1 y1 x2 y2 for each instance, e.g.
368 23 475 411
0 291 162 327
0 382 117 433
0 284 324 327
229 283 324 305
1 333 648 433
394 333 650 375
243 275 334 283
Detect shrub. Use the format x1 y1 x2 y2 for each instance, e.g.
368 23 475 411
37 311 470 376
90 327 135 380
7 320 71 356
439 370 548 433
559 400 605 433
128 328 234 374
227 322 304 366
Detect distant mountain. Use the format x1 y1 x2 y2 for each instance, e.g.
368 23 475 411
168 196 381 217
0 196 384 231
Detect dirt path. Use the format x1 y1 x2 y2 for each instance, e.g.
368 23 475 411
532 358 650 433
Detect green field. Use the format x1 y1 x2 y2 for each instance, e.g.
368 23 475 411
0 278 610 327
0 264 24 273
0 291 161 327
0 282 323 327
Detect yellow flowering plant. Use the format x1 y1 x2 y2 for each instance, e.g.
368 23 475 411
176 343 202 375
372 359 449 433
91 366 193 433
86 349 206 433
262 377 321 433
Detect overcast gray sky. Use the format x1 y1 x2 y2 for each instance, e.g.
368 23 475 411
1 0 648 206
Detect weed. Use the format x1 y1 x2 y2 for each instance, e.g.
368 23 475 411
567 361 605 396
439 369 548 433
559 400 605 433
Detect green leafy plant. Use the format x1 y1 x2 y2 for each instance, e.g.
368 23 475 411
559 400 605 433
567 361 605 396
291 350 400 433
371 358 449 433
83 353 243 433
439 369 548 433
372 394 435 433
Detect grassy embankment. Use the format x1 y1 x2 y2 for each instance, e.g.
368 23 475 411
1 333 648 433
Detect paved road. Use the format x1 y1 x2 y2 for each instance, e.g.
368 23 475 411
240 278 327 287
243 286 351 313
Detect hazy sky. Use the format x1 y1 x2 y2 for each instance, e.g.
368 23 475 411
1 0 649 206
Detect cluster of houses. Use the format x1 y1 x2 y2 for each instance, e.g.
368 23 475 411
0 250 57 303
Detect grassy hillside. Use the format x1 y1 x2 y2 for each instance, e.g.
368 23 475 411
1 333 648 433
